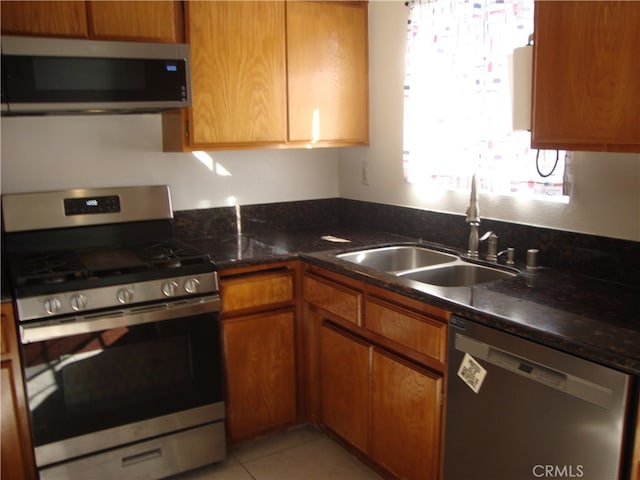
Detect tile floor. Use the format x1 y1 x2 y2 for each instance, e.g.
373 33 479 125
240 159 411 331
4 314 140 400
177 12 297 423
171 424 383 480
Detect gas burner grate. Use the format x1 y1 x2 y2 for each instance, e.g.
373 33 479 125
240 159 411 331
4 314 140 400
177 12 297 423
132 241 212 269
9 252 89 287
7 241 213 295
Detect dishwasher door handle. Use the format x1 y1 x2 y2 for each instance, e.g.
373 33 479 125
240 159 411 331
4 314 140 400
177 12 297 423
454 332 614 409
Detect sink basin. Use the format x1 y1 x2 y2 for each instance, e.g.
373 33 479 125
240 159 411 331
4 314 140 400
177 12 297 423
398 264 516 287
336 245 457 273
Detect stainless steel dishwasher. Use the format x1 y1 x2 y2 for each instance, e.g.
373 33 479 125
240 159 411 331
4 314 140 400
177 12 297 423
444 316 631 480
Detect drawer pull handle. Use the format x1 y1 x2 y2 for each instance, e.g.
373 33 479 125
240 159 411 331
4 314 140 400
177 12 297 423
122 448 162 467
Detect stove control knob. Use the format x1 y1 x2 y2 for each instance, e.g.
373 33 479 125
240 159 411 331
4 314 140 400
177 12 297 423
70 294 88 312
44 297 61 315
184 278 200 294
117 288 134 305
162 281 179 297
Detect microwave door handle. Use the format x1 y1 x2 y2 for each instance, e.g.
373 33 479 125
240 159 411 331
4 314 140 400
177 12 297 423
20 295 220 344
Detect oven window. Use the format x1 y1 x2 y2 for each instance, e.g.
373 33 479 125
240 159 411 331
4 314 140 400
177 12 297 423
21 313 223 447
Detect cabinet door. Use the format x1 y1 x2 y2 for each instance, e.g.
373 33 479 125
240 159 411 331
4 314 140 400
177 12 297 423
531 1 640 152
87 1 182 42
185 1 287 147
286 1 369 145
320 324 370 453
1 303 36 480
0 1 88 37
371 349 442 480
222 310 297 443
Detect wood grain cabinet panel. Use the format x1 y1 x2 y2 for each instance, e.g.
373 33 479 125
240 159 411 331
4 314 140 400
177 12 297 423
163 0 368 150
286 1 369 145
371 349 442 480
1 303 36 480
220 263 299 444
303 273 362 325
1 0 182 42
366 297 447 363
180 1 287 148
1 1 88 37
221 269 294 314
531 1 640 152
222 310 297 443
302 265 447 479
87 1 183 42
320 324 370 453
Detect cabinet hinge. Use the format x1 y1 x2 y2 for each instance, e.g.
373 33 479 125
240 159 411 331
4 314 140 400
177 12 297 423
185 119 190 138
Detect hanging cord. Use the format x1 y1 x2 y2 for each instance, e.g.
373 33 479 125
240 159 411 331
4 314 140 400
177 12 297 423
535 149 560 178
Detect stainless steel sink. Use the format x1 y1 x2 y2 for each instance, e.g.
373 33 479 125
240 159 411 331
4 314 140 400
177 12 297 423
335 244 517 288
398 263 516 287
336 245 457 273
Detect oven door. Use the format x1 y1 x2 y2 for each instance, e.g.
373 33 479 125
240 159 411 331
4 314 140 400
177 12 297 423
19 295 224 468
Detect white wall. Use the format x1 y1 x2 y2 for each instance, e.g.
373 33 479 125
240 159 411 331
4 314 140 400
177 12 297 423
0 114 340 211
339 1 640 242
2 1 638 241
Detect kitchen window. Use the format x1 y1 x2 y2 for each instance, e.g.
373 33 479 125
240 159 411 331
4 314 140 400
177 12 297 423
403 0 569 199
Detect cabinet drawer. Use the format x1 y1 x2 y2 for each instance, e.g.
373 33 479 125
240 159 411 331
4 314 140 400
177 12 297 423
365 297 446 363
303 274 361 325
221 270 294 313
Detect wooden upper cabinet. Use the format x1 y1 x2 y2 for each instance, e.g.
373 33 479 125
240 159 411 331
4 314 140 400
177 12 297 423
1 1 88 37
182 0 287 148
87 1 183 43
1 0 182 42
286 1 369 145
162 0 369 151
531 1 640 152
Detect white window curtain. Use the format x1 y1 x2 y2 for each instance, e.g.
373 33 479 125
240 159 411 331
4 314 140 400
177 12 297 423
403 0 567 197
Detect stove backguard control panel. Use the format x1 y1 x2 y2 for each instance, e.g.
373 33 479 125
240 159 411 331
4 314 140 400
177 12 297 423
64 195 121 216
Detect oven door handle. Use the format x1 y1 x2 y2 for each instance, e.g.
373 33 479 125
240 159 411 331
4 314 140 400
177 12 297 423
20 295 221 344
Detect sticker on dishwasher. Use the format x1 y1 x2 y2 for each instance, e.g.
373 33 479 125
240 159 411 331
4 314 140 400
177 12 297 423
457 353 487 393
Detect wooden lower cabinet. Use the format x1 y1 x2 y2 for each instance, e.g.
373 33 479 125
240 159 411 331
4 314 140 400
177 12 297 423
219 263 299 444
320 324 369 453
1 302 36 480
304 265 446 479
371 349 442 480
222 310 297 443
319 322 443 480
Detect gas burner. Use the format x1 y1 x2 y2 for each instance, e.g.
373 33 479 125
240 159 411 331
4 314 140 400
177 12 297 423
132 241 212 269
9 253 88 287
3 186 218 322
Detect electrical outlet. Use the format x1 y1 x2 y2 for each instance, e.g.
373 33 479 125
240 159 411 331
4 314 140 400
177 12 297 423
361 161 369 185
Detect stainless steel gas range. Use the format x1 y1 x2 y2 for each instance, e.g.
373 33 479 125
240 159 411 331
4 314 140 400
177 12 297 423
2 186 226 479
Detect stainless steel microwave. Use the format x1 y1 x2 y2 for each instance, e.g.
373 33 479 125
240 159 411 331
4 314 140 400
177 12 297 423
1 35 191 115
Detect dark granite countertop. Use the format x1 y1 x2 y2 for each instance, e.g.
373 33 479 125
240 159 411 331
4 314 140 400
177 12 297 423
188 227 640 377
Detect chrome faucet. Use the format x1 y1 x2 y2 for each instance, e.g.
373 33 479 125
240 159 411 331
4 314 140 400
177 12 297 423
465 175 516 263
465 174 493 258
466 173 481 257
